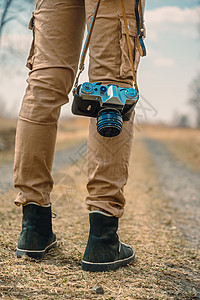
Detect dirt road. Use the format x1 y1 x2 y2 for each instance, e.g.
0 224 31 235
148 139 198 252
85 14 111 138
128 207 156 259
1 123 199 247
143 137 200 246
0 121 199 299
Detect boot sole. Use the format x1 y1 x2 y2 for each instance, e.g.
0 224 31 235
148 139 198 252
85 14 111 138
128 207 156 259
16 240 57 259
82 252 135 272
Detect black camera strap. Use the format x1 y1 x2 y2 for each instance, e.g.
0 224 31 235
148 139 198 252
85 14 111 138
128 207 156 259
74 0 146 92
135 0 146 57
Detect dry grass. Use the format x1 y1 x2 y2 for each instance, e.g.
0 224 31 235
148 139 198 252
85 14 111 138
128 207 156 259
0 122 199 299
140 125 200 171
0 118 17 165
56 118 89 151
0 117 89 164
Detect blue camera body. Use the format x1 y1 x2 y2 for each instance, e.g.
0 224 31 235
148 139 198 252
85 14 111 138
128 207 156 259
72 82 139 137
79 82 138 107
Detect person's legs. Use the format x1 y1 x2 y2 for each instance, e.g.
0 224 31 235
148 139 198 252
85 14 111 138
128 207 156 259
85 0 142 218
15 0 85 257
14 0 85 206
82 0 145 271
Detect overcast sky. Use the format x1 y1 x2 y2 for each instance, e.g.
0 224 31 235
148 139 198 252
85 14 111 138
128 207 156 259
139 0 200 125
0 0 199 125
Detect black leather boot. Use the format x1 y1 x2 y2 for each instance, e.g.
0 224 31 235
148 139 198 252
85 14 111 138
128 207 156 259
82 211 135 272
16 203 57 259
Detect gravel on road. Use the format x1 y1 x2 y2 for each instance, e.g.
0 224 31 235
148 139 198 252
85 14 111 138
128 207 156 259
144 137 200 246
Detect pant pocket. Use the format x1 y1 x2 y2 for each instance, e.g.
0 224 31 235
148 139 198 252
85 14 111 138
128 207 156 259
118 15 139 79
26 13 35 70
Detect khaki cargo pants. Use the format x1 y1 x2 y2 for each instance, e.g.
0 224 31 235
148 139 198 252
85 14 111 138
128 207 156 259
14 0 145 218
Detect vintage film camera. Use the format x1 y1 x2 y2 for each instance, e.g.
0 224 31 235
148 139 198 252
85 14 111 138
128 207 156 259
72 82 139 137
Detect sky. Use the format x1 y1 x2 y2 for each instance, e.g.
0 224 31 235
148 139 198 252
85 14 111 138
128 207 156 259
137 0 200 124
0 0 199 125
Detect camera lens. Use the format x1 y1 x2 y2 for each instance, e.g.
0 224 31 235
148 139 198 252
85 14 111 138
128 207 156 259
96 109 123 137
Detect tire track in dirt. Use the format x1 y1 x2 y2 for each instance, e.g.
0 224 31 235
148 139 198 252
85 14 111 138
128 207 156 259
0 140 87 194
143 137 200 246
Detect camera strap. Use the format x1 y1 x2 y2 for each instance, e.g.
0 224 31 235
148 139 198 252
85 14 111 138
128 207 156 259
135 0 146 57
120 0 138 92
74 0 101 89
74 0 146 93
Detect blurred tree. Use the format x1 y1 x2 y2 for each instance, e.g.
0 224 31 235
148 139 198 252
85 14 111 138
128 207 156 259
0 0 34 42
0 0 34 72
188 1 200 128
189 73 200 128
0 0 13 40
172 111 190 128
177 115 190 128
0 96 6 117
